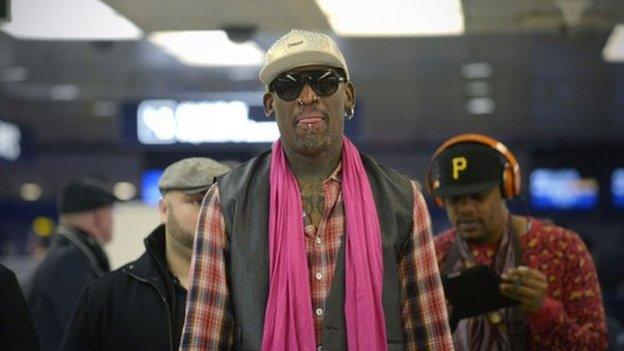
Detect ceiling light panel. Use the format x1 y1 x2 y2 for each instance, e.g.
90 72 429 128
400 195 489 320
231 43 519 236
148 31 264 66
603 24 624 62
0 0 142 40
315 0 464 36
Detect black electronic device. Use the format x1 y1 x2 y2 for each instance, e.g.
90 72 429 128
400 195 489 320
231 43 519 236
442 265 519 328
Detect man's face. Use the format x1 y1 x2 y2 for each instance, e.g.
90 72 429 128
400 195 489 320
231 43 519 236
92 206 114 244
159 190 204 250
263 65 355 156
444 186 508 244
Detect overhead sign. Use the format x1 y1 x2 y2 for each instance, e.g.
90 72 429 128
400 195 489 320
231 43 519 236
137 99 279 144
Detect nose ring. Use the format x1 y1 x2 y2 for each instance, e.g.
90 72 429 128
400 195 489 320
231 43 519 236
297 96 318 106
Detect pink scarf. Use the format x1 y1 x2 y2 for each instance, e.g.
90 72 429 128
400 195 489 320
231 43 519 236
261 137 388 351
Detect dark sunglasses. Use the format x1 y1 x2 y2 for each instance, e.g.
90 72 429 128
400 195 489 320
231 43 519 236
269 69 347 101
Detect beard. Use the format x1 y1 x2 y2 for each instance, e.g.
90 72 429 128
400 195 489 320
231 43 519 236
166 211 195 250
278 111 344 157
291 133 334 156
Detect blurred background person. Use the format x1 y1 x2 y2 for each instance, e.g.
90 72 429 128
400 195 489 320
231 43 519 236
28 177 118 351
428 133 608 350
60 157 230 351
1 263 40 350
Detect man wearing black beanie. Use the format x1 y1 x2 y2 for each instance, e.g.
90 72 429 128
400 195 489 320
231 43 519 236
28 177 118 351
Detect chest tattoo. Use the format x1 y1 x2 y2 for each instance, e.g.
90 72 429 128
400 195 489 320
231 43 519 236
299 179 325 228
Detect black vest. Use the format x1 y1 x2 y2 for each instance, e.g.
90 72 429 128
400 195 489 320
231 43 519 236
218 151 414 350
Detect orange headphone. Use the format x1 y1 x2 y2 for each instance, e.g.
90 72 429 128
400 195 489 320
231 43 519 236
426 133 521 207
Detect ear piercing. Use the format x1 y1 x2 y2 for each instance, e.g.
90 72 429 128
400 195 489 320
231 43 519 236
345 107 355 120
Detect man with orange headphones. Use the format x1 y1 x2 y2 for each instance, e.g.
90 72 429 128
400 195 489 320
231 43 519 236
427 133 608 350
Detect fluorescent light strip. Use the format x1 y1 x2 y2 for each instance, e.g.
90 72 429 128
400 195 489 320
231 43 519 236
603 24 624 62
315 0 464 36
148 31 265 66
0 0 142 40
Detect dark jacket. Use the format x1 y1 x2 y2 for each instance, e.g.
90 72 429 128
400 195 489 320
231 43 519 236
0 264 41 351
28 226 110 351
217 151 414 350
60 225 185 351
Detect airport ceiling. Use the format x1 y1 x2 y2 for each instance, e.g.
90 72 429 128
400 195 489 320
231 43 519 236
0 0 623 144
103 0 622 34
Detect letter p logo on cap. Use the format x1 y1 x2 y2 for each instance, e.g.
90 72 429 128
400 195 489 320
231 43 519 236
452 157 467 180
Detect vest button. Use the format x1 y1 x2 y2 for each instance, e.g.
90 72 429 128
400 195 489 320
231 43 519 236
315 272 323 280
315 308 323 316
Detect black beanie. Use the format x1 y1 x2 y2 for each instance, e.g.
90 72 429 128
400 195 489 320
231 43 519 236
58 177 118 214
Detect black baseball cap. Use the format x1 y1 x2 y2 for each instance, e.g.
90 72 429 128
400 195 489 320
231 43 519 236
430 142 504 197
58 177 118 214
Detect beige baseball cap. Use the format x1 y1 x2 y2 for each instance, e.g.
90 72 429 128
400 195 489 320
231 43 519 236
259 29 350 86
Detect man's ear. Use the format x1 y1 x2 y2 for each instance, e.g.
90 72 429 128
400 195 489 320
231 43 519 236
263 92 275 118
158 198 168 224
344 81 356 111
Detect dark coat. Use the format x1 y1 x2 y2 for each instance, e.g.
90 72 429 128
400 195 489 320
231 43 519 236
0 264 41 351
28 226 110 351
60 225 185 351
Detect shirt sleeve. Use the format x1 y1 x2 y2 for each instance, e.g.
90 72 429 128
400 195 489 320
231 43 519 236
526 228 608 350
398 181 454 351
180 185 234 351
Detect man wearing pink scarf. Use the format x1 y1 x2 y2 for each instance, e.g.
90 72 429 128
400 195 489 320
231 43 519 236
180 30 453 351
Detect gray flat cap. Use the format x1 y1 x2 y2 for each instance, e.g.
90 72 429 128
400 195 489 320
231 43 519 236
158 157 231 195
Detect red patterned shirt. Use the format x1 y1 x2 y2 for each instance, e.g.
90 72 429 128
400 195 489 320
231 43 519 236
434 217 608 350
180 168 453 350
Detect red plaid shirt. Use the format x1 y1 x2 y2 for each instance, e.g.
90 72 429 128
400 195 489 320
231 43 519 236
180 169 453 350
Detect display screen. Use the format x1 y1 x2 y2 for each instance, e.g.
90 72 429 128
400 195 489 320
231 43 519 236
141 169 164 206
612 168 624 208
136 99 279 144
121 96 361 146
0 118 21 161
529 168 599 210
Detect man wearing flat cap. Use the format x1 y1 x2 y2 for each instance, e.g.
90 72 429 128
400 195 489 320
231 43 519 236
181 30 453 351
28 177 117 351
427 133 607 350
60 158 230 351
